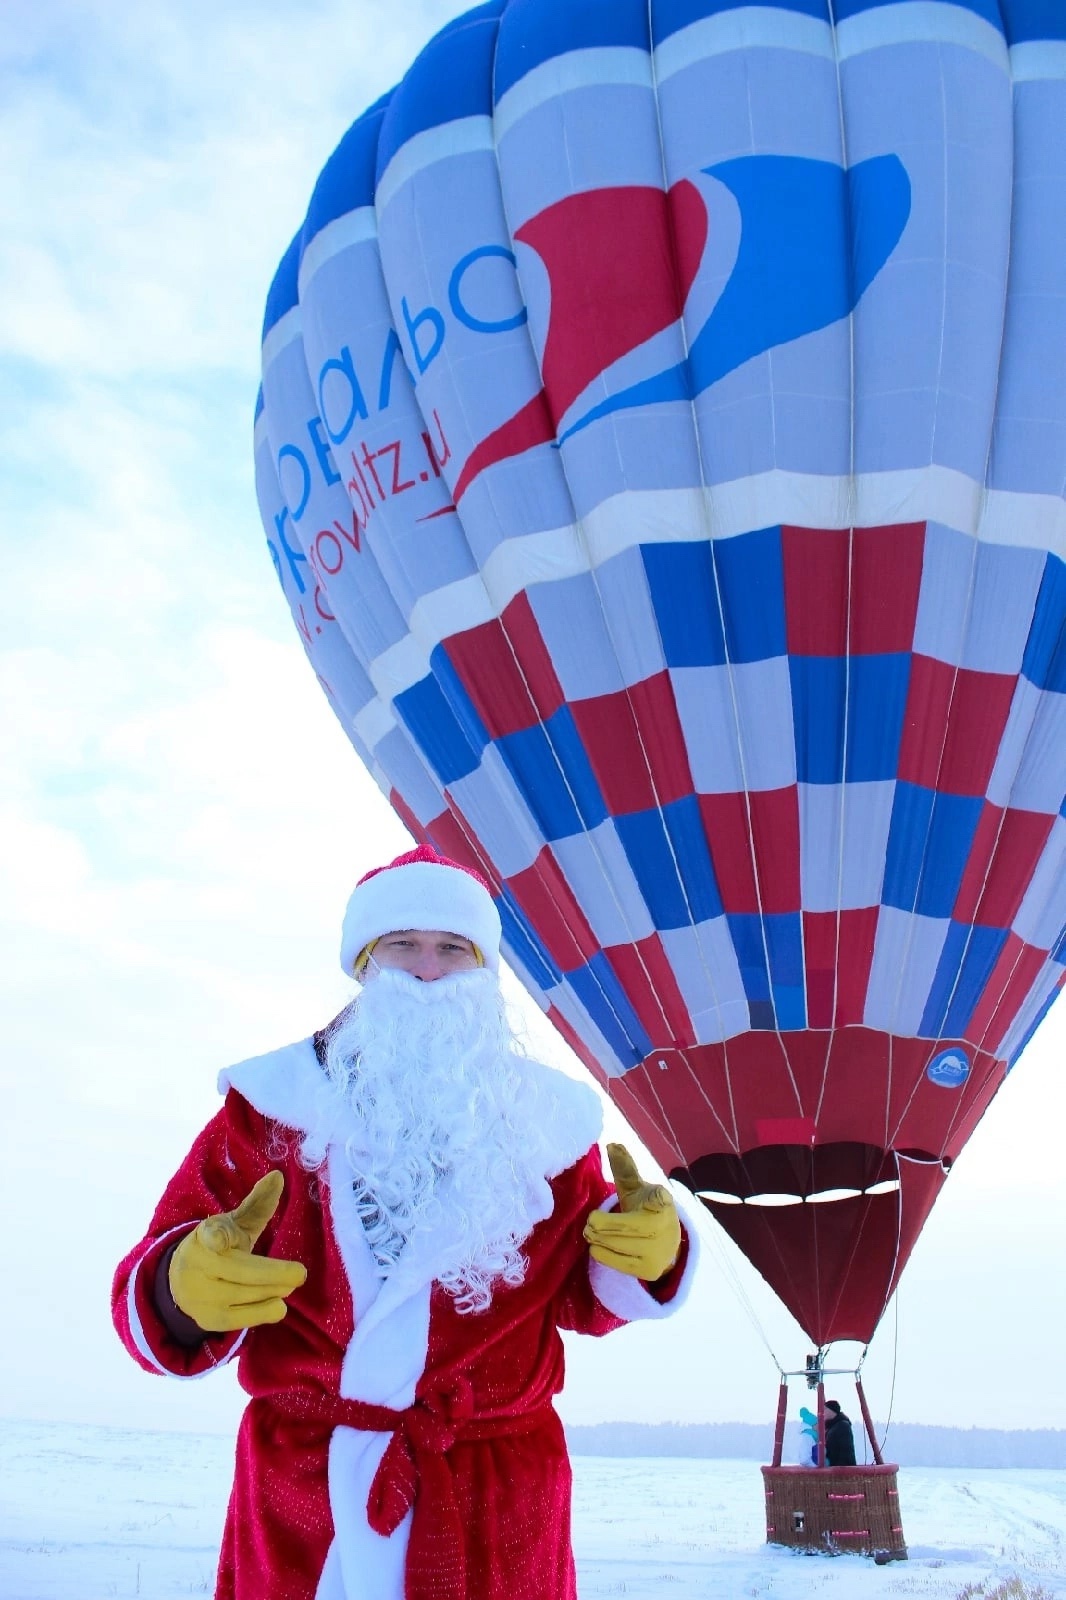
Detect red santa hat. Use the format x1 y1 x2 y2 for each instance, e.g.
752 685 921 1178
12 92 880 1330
340 843 502 976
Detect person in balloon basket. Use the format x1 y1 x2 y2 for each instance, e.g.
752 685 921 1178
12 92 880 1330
824 1400 857 1467
113 844 696 1600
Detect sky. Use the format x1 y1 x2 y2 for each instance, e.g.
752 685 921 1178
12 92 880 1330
2 0 1065 1442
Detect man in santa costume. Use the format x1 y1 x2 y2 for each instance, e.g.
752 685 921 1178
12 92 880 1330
113 844 697 1600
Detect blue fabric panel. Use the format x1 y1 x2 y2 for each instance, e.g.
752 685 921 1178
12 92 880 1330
791 657 845 784
643 544 726 668
883 785 983 918
1021 556 1066 694
727 914 771 1002
791 653 911 786
496 890 561 989
833 0 1004 27
664 795 725 923
725 913 805 1030
262 233 301 340
716 527 787 663
567 953 654 1066
497 707 608 838
376 3 502 179
302 98 391 248
393 673 485 785
845 655 912 783
494 0 651 104
1002 1 1066 42
254 387 264 423
614 806 704 929
920 922 1009 1039
429 645 494 758
653 0 830 44
765 912 806 1030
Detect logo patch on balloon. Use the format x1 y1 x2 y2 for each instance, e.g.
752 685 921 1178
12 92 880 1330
455 152 911 498
926 1049 971 1089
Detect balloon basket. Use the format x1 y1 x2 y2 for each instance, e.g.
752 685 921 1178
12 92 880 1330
761 1464 907 1560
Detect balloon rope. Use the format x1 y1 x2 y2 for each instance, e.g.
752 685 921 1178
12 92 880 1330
685 1200 785 1373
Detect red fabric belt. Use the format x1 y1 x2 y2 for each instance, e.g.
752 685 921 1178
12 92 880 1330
271 1382 553 1600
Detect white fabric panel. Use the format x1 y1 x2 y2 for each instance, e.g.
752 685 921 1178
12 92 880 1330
673 659 795 794
864 906 950 1034
376 116 495 213
996 959 1065 1061
835 1 1008 67
594 548 667 687
494 46 653 140
1003 691 1066 816
800 780 894 912
545 979 629 1079
913 524 1045 672
659 920 749 1045
654 8 832 85
551 823 656 948
730 659 798 791
445 746 544 879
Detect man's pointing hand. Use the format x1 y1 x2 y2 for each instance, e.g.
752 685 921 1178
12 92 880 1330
583 1144 681 1282
169 1171 307 1333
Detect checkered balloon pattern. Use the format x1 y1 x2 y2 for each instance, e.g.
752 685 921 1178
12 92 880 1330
255 0 1066 1344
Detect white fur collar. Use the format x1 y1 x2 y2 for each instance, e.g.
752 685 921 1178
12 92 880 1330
218 1036 604 1185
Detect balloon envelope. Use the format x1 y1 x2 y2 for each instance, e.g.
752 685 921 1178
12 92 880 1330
257 0 1066 1346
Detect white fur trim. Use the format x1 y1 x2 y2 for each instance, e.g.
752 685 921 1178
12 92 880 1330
218 1042 602 1187
588 1184 701 1323
340 860 502 975
125 1225 247 1377
218 1039 326 1128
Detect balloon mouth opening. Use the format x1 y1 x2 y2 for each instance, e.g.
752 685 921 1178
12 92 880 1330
676 1141 949 1209
694 1178 902 1208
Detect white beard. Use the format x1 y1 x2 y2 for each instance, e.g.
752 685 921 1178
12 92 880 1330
300 966 557 1313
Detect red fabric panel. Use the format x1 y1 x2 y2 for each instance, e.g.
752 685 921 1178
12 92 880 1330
782 526 849 656
754 1117 816 1145
506 849 600 969
782 523 924 656
702 1188 908 1345
953 803 1055 926
603 934 696 1048
425 806 501 892
849 523 926 654
885 1038 997 1154
699 787 800 913
515 185 700 422
390 788 431 843
898 657 1016 795
569 672 692 813
965 934 1051 1055
442 594 565 737
803 908 879 1028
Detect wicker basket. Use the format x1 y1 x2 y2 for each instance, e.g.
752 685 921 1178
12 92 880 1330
762 1464 907 1559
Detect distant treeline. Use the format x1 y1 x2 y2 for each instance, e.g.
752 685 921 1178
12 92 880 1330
564 1421 1066 1469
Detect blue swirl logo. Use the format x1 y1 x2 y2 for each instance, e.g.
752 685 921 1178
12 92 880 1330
926 1049 971 1089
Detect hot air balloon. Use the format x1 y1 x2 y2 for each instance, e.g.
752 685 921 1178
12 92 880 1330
255 0 1066 1531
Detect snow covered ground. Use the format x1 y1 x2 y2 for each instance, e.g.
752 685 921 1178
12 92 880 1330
2 1419 1065 1599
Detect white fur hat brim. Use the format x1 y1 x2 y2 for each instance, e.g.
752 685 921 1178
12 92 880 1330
340 858 502 976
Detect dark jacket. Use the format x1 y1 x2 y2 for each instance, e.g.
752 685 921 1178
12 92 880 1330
825 1409 857 1466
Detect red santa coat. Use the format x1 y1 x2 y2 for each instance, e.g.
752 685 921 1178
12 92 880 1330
113 1039 697 1600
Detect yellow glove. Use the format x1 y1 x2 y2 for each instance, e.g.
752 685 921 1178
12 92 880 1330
168 1171 307 1334
583 1144 682 1282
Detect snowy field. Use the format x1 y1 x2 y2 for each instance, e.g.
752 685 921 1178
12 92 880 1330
2 1420 1065 1599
